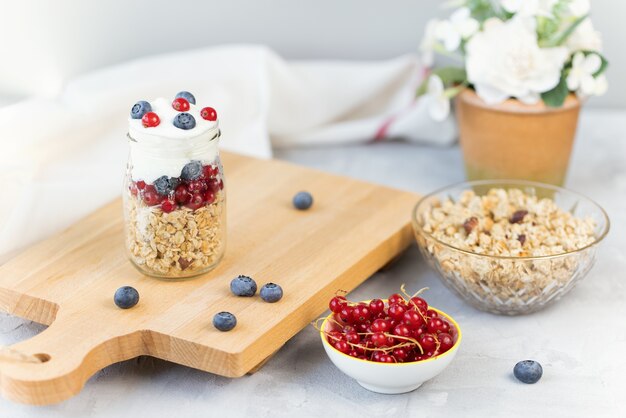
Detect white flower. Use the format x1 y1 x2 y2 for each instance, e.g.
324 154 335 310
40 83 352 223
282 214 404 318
420 19 441 66
424 75 450 121
500 0 558 17
567 52 603 96
466 17 569 105
568 0 590 17
593 74 608 96
566 18 603 52
435 7 479 51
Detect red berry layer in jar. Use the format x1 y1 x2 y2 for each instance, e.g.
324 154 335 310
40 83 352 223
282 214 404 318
128 163 224 212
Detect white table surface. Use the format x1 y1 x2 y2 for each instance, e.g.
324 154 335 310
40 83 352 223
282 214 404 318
1 109 625 417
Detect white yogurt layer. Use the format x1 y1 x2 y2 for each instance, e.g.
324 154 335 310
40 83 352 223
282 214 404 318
128 97 219 183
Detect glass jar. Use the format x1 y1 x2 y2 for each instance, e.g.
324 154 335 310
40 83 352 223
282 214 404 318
123 126 226 279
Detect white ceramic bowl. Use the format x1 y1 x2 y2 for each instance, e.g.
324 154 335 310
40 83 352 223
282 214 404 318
320 307 462 394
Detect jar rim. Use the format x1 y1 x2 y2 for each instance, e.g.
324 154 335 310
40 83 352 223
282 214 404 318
127 128 221 144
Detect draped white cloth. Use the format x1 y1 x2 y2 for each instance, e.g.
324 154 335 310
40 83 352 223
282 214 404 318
0 45 456 260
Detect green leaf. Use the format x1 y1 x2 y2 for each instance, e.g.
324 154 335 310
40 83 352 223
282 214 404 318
434 67 468 84
416 67 467 97
540 14 588 47
541 74 569 108
583 51 609 76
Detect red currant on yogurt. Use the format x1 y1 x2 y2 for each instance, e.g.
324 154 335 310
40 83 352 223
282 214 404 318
172 97 190 112
141 112 160 128
200 107 217 121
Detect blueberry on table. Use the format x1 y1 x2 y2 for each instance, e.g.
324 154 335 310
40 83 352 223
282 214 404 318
260 283 283 303
181 161 203 180
514 360 543 384
213 312 237 331
230 275 257 297
130 101 152 119
173 112 196 130
293 191 313 210
114 286 139 309
175 91 196 105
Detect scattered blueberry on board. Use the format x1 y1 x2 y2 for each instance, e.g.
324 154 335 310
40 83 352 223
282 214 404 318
230 275 257 297
260 283 283 303
114 286 139 309
130 101 152 119
213 312 237 331
173 112 196 130
175 91 196 105
514 360 543 384
293 191 313 210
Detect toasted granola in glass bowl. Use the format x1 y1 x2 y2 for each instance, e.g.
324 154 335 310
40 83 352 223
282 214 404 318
412 180 609 315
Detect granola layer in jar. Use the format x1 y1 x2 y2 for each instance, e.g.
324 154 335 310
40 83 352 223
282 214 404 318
123 93 226 278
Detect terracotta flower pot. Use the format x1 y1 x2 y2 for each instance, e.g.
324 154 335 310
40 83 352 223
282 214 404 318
455 89 581 186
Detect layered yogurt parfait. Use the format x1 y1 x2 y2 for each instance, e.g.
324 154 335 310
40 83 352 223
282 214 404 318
123 92 226 278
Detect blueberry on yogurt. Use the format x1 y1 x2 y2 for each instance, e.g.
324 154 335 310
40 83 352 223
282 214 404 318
173 112 196 130
175 91 196 105
130 100 152 119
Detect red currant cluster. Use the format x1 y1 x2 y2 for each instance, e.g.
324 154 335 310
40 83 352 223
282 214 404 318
129 164 223 212
321 287 456 363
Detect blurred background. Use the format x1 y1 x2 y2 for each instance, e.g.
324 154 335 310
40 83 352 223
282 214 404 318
0 0 623 107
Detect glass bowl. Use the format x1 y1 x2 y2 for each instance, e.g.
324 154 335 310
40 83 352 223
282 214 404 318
412 180 610 315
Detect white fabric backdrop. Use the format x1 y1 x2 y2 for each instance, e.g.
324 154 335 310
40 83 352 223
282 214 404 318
0 45 455 260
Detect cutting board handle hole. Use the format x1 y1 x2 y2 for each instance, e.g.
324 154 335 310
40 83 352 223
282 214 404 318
33 353 51 363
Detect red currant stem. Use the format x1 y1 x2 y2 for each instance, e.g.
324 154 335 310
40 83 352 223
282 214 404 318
311 317 342 333
384 333 424 354
399 283 412 301
411 287 429 298
416 306 429 323
334 289 348 296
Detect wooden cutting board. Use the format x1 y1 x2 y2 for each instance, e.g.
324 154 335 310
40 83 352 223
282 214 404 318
0 152 419 405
